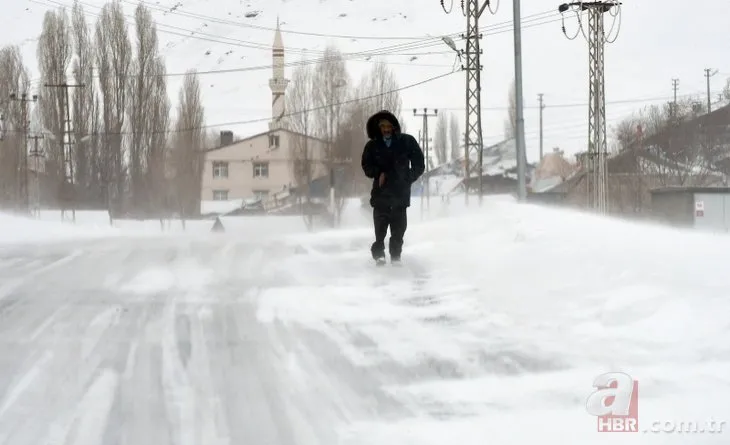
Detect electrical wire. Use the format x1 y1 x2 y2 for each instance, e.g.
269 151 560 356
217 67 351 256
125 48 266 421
604 3 622 44
10 70 460 136
27 0 573 83
440 0 454 14
35 0 451 59
487 0 500 15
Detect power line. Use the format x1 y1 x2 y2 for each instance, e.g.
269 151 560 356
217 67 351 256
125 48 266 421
28 0 572 84
30 0 450 62
11 70 459 137
123 0 559 41
5 86 720 140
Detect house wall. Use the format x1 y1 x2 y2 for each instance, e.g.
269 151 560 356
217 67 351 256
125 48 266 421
649 191 694 227
201 130 328 201
564 172 724 216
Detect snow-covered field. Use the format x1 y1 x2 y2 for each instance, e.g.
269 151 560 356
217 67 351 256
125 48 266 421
0 195 727 444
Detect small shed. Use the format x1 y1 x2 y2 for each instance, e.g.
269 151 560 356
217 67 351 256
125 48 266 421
650 187 730 231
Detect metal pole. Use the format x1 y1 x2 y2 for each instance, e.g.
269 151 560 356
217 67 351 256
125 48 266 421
558 1 621 214
29 135 44 218
441 0 498 206
705 68 717 113
514 0 527 201
413 107 437 213
9 92 37 214
419 129 424 219
538 93 545 161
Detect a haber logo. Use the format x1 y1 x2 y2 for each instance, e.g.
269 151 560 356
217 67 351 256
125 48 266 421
585 372 639 432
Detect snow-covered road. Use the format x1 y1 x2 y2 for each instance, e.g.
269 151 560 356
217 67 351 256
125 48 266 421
0 238 371 444
0 198 729 444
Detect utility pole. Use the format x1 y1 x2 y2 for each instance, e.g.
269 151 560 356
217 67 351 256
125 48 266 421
28 135 44 218
704 68 718 113
414 108 438 211
45 82 84 222
440 0 499 206
513 0 527 202
538 93 545 161
9 92 38 214
559 1 622 215
669 79 679 119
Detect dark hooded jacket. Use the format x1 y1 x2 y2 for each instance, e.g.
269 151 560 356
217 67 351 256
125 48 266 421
361 110 425 208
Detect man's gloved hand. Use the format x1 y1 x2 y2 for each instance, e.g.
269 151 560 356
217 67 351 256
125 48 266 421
378 172 386 187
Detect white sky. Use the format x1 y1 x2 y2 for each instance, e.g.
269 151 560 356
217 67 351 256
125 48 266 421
2 0 730 163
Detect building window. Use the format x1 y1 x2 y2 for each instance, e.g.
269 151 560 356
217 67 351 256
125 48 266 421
253 162 269 178
212 190 229 201
268 134 280 148
212 161 228 178
253 190 269 200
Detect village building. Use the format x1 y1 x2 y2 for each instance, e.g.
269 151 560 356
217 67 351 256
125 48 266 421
530 102 730 215
200 19 329 213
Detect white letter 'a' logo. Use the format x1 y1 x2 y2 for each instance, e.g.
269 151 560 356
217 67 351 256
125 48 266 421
586 372 634 416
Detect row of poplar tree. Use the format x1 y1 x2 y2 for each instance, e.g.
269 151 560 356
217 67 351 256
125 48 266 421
0 0 207 218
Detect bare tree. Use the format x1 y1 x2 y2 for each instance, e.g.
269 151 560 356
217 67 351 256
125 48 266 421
170 70 205 223
127 2 161 214
629 98 718 187
449 112 460 161
37 7 72 189
70 0 95 203
433 111 448 166
95 0 131 215
311 45 350 225
613 115 641 153
340 60 405 198
504 77 516 139
285 60 317 230
0 46 31 209
358 60 403 121
145 58 169 223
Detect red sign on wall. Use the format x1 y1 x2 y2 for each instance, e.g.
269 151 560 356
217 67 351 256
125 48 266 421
695 201 704 217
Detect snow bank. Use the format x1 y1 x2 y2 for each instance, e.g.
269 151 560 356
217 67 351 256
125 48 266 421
0 212 119 246
257 195 730 444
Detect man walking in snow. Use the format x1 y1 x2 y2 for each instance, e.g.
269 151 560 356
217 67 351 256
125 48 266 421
361 110 425 264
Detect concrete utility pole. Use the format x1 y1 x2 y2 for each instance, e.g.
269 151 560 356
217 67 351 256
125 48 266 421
440 0 499 206
28 135 44 218
538 93 545 161
414 108 437 211
559 1 622 215
9 92 38 214
513 0 527 202
704 68 718 113
45 82 84 222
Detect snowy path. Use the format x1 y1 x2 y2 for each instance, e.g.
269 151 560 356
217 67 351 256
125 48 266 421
0 238 409 445
0 198 730 444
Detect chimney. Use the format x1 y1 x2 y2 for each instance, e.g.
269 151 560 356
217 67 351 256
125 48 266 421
220 130 233 146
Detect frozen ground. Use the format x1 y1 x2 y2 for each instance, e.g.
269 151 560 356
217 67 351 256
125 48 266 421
0 196 728 444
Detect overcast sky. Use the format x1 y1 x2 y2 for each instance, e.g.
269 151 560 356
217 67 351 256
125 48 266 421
2 0 729 163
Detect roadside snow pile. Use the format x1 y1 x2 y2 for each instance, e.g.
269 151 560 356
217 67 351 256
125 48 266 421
0 212 120 245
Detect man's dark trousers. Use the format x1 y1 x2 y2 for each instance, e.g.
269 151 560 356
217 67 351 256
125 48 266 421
371 206 407 260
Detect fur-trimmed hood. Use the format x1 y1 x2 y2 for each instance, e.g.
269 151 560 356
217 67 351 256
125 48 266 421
366 110 401 140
